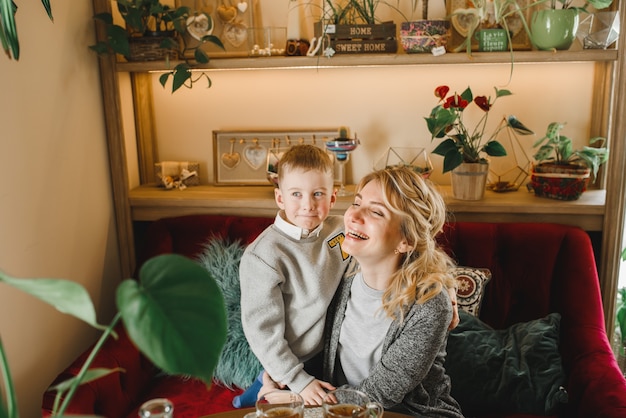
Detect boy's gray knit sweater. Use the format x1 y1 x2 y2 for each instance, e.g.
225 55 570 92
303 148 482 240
323 271 464 418
240 214 350 393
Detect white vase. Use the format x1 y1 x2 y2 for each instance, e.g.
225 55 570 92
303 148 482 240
451 162 489 200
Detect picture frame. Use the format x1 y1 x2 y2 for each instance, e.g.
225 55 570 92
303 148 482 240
213 129 345 186
447 0 533 51
176 0 260 57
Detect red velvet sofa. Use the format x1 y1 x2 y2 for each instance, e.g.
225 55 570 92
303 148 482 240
42 214 626 418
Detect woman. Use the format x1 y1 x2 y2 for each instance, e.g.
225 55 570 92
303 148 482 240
322 166 463 417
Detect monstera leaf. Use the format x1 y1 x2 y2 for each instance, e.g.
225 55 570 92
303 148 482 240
117 254 227 382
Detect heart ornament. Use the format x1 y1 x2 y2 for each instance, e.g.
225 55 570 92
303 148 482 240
450 8 480 37
186 14 214 41
238 1 248 13
244 143 267 170
217 4 238 23
223 22 248 47
221 152 241 169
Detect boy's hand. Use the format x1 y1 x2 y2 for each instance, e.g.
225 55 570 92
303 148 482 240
257 371 284 400
300 379 336 406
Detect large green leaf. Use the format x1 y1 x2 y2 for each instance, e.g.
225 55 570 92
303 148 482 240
117 254 227 383
0 272 104 330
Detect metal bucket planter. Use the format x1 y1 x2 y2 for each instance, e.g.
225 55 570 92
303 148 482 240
451 162 489 200
529 163 590 200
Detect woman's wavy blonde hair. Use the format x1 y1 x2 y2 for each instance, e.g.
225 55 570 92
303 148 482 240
355 166 456 322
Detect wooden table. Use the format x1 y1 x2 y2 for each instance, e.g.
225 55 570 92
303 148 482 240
201 407 412 418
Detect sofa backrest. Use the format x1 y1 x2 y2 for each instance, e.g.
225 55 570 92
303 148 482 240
138 215 603 333
439 222 603 332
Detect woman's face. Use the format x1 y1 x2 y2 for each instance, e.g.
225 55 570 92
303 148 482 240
342 179 408 262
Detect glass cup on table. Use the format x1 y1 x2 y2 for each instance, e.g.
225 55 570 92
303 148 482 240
322 388 383 418
256 390 305 418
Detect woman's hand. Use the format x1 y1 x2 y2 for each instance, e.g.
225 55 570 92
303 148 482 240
300 379 336 406
447 287 460 331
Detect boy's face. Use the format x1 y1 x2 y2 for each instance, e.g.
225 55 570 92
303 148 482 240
275 167 336 231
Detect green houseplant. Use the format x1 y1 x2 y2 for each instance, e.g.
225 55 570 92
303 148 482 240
449 0 547 55
529 121 608 200
0 0 52 60
426 85 533 172
425 85 533 200
90 0 224 93
530 0 614 50
0 254 227 418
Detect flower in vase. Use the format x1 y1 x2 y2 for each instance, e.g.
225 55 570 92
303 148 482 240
425 85 534 173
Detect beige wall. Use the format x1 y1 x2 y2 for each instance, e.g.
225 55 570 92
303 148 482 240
0 1 602 416
0 2 119 417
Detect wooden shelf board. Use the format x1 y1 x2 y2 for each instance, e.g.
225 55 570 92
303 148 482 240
129 184 605 230
117 49 618 73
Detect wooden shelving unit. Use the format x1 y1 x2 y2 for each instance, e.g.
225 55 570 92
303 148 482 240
92 0 626 329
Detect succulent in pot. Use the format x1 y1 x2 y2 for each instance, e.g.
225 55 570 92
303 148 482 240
529 121 608 200
425 85 534 173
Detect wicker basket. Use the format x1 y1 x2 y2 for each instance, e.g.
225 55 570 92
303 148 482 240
128 35 178 62
529 163 590 201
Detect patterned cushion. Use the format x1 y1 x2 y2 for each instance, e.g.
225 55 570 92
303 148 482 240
453 267 491 316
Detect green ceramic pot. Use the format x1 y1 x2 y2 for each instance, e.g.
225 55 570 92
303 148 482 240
531 9 580 50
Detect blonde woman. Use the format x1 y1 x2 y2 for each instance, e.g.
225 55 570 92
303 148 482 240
323 166 464 417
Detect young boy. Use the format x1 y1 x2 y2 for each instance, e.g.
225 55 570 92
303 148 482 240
236 144 351 407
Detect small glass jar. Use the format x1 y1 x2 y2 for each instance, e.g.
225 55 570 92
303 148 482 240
138 398 174 418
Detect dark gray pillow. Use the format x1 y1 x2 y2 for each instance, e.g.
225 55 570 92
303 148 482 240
445 310 568 415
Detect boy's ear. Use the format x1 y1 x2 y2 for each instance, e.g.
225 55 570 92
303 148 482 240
274 187 286 209
329 188 337 207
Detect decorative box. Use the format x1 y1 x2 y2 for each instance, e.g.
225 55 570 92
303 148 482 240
155 161 200 189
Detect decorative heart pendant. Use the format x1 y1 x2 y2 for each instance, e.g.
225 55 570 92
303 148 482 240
221 152 241 169
217 4 238 23
223 22 248 47
186 14 214 41
238 1 248 13
244 144 267 170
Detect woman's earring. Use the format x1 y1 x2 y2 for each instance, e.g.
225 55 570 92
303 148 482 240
394 249 400 255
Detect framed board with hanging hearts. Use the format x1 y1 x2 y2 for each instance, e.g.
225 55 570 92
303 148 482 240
176 0 260 57
213 129 345 186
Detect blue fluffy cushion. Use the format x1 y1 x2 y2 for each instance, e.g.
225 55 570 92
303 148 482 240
197 237 262 389
445 310 568 415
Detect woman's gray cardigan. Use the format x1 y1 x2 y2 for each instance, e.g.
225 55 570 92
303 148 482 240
322 267 464 418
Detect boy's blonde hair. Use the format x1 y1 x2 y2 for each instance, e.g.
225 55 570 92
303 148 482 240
277 145 334 184
355 166 456 322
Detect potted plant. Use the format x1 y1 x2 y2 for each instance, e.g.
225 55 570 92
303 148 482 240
449 0 545 54
0 254 227 417
530 0 614 50
0 0 53 61
90 0 224 93
425 84 534 200
529 121 608 200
